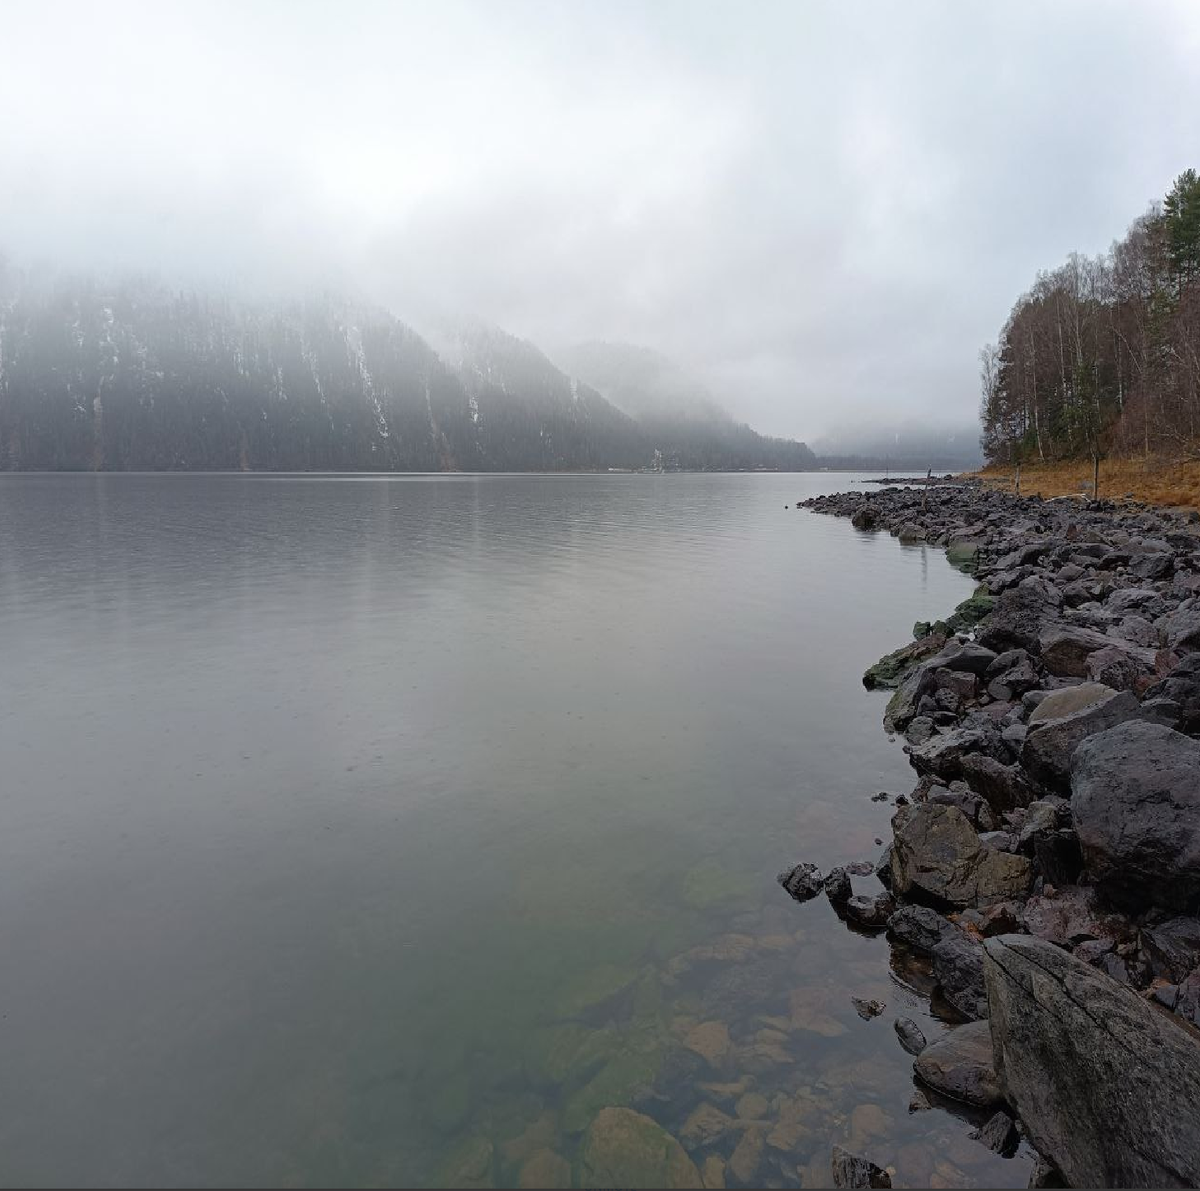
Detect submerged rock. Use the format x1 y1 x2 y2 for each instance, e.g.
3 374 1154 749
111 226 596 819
830 1144 892 1188
984 933 1200 1188
1071 721 1200 911
579 1108 702 1189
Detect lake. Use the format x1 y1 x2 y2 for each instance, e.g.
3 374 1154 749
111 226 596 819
0 473 1029 1187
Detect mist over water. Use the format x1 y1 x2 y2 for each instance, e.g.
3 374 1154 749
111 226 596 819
0 473 1027 1186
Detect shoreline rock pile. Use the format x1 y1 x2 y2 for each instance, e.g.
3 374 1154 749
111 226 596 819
786 483 1200 1188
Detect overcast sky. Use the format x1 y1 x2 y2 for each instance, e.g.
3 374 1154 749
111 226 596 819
3 1 1200 440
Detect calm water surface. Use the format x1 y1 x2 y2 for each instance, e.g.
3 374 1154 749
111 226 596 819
0 474 1030 1188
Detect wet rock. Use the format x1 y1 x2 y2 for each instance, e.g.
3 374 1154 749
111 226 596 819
852 997 885 1020
1140 917 1200 983
851 503 880 531
1028 1157 1067 1188
831 1144 892 1188
890 802 1033 908
971 1110 1019 1157
823 868 852 907
1071 720 1200 911
913 1020 1003 1107
1021 683 1139 791
893 1017 927 1055
579 1108 703 1189
886 904 955 954
843 892 895 929
984 933 1200 1188
931 929 987 1019
778 862 823 902
907 1090 931 1113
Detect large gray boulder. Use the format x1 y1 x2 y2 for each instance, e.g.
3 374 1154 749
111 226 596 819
984 934 1200 1188
890 802 1032 908
1039 624 1155 677
1071 721 1200 911
1021 684 1139 791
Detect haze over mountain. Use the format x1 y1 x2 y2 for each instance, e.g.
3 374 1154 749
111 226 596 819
4 3 1199 444
0 269 814 472
810 420 983 472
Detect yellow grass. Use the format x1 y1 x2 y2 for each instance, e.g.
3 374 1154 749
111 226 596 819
972 457 1200 511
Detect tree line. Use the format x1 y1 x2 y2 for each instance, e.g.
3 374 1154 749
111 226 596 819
980 169 1200 468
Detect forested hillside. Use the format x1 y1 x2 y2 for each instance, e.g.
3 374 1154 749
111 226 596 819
0 269 815 472
980 169 1200 467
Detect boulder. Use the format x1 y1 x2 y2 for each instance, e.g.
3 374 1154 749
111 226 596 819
893 1017 927 1055
886 904 955 954
890 803 1033 908
778 863 824 903
1084 644 1148 691
1021 885 1130 950
1141 653 1200 734
824 867 852 907
1039 624 1154 677
1164 606 1200 654
1071 721 1200 911
984 934 1200 1188
906 725 998 781
1021 684 1139 791
959 753 1033 812
1140 917 1200 984
913 1020 1003 1107
843 892 895 929
931 929 987 1019
579 1108 702 1189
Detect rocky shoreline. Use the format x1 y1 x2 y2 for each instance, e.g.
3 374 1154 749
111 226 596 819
784 483 1200 1188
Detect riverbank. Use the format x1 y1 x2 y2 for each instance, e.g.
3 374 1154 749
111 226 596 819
792 482 1200 1187
975 458 1200 510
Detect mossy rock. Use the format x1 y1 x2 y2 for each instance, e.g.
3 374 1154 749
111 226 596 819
562 1044 665 1134
946 535 985 572
863 633 947 690
578 1107 702 1188
944 587 995 632
526 1024 621 1087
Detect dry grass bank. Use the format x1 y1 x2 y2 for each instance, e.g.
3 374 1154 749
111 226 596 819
973 457 1200 511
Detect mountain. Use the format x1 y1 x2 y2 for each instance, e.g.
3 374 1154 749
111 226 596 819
0 274 650 472
553 340 816 471
0 273 817 473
